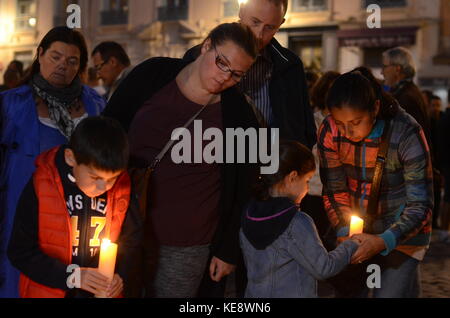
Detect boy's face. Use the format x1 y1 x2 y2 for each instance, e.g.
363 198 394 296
64 149 123 198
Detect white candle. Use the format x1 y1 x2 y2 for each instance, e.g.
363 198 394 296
97 239 118 298
349 215 364 237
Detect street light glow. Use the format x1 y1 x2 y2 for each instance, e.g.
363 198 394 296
28 17 37 27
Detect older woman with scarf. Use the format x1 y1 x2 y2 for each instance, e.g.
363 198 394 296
0 26 105 298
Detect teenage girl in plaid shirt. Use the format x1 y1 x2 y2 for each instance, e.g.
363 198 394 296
318 67 433 297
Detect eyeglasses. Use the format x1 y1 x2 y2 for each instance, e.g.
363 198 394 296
214 48 246 82
94 59 109 72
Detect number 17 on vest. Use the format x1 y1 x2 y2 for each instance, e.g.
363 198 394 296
96 239 118 298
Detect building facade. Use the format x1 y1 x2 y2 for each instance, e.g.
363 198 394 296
0 0 449 101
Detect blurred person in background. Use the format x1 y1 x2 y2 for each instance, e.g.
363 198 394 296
0 68 21 92
302 70 340 252
91 41 131 102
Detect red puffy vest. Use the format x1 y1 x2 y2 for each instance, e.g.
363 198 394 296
19 147 130 298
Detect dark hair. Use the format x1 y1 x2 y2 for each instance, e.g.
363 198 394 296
204 23 259 60
326 66 398 119
3 68 21 88
305 70 319 84
311 71 340 111
7 60 24 76
69 116 129 172
92 41 131 67
422 89 433 106
430 94 441 101
21 26 88 85
253 140 315 201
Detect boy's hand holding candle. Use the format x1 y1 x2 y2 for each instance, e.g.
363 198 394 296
79 267 110 296
96 238 123 298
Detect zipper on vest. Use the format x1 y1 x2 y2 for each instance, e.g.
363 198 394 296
80 196 89 267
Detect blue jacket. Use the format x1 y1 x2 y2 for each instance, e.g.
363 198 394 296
240 198 358 298
0 84 105 298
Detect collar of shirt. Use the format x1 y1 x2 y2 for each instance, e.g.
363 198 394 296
258 46 273 65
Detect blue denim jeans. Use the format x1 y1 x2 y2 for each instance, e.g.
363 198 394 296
364 250 420 298
330 250 421 298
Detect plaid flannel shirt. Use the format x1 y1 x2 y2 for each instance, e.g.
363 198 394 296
318 107 433 260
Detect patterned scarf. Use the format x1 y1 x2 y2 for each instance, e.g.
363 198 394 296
31 73 83 139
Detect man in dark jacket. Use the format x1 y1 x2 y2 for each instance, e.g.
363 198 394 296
382 46 431 142
382 46 441 231
184 0 316 151
438 91 450 240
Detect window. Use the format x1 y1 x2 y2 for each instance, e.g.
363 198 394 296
222 0 239 17
292 0 327 12
54 0 79 27
100 0 129 25
157 0 188 21
290 37 322 71
15 0 36 31
363 0 406 8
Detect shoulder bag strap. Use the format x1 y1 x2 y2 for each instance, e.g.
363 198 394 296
367 119 393 218
149 94 217 170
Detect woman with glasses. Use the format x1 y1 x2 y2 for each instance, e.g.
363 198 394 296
0 26 105 298
104 23 259 297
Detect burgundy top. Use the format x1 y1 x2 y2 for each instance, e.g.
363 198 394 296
129 80 223 246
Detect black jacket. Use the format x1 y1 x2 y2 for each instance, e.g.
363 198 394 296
438 108 450 177
391 80 431 146
183 39 317 150
102 57 260 264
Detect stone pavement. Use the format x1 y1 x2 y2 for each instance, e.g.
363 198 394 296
420 232 450 298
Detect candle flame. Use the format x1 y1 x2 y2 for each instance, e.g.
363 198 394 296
101 239 111 248
351 215 363 223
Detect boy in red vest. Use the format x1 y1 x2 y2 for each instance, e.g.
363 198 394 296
7 116 142 298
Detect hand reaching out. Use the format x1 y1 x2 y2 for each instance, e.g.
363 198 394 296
350 233 386 264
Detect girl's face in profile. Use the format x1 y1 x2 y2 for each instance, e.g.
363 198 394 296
282 170 315 204
330 102 380 142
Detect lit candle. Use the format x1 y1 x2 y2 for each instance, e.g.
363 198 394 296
97 239 118 298
349 215 364 237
